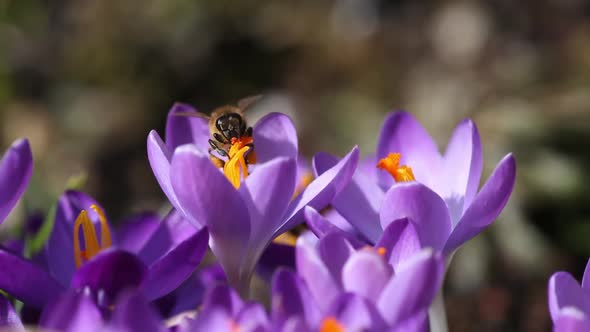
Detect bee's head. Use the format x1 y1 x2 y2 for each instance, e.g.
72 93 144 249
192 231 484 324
216 113 246 140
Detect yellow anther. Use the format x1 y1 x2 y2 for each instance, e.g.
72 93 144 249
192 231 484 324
377 153 416 182
320 317 345 332
273 232 298 246
73 206 113 268
223 137 253 189
376 247 387 257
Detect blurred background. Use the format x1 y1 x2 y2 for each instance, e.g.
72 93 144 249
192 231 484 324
1 0 589 330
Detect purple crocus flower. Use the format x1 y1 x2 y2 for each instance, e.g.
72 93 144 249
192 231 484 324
313 112 516 256
548 258 590 331
148 104 359 294
0 190 208 309
0 138 33 225
272 226 444 332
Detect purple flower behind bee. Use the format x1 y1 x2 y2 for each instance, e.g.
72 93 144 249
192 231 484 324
310 111 516 256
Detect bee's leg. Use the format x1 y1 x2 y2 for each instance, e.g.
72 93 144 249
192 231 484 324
209 139 228 157
213 133 225 144
245 127 253 137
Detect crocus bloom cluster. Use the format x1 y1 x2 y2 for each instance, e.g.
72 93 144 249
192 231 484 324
548 258 590 331
0 104 523 332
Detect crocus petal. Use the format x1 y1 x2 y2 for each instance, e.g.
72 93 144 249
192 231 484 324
376 218 422 270
304 207 356 244
0 138 32 225
377 249 444 325
147 130 189 219
108 291 166 332
239 157 296 273
0 294 24 331
443 154 516 255
376 112 442 191
582 259 590 290
170 144 250 291
46 190 102 287
322 208 359 236
71 249 147 306
380 182 451 251
548 272 590 322
318 233 355 285
253 112 298 163
295 234 340 312
278 146 359 234
313 152 383 243
236 303 270 331
202 284 244 316
358 154 378 182
442 119 483 221
115 212 161 253
0 248 64 308
142 227 209 301
554 308 590 332
165 103 210 152
341 250 393 300
271 269 321 329
40 292 103 332
328 293 387 332
138 209 198 265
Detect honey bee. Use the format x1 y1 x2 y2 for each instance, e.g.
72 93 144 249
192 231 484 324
175 96 260 165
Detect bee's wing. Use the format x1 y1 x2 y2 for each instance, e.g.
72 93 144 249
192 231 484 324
237 95 263 111
173 112 210 120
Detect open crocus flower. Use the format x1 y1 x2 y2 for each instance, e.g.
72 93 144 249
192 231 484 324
148 104 359 295
0 190 208 309
271 229 444 332
314 112 516 256
0 138 33 225
548 258 590 331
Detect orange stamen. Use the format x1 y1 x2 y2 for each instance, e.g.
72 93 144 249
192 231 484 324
320 317 345 332
223 136 254 189
376 246 387 257
73 206 113 268
376 153 416 182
